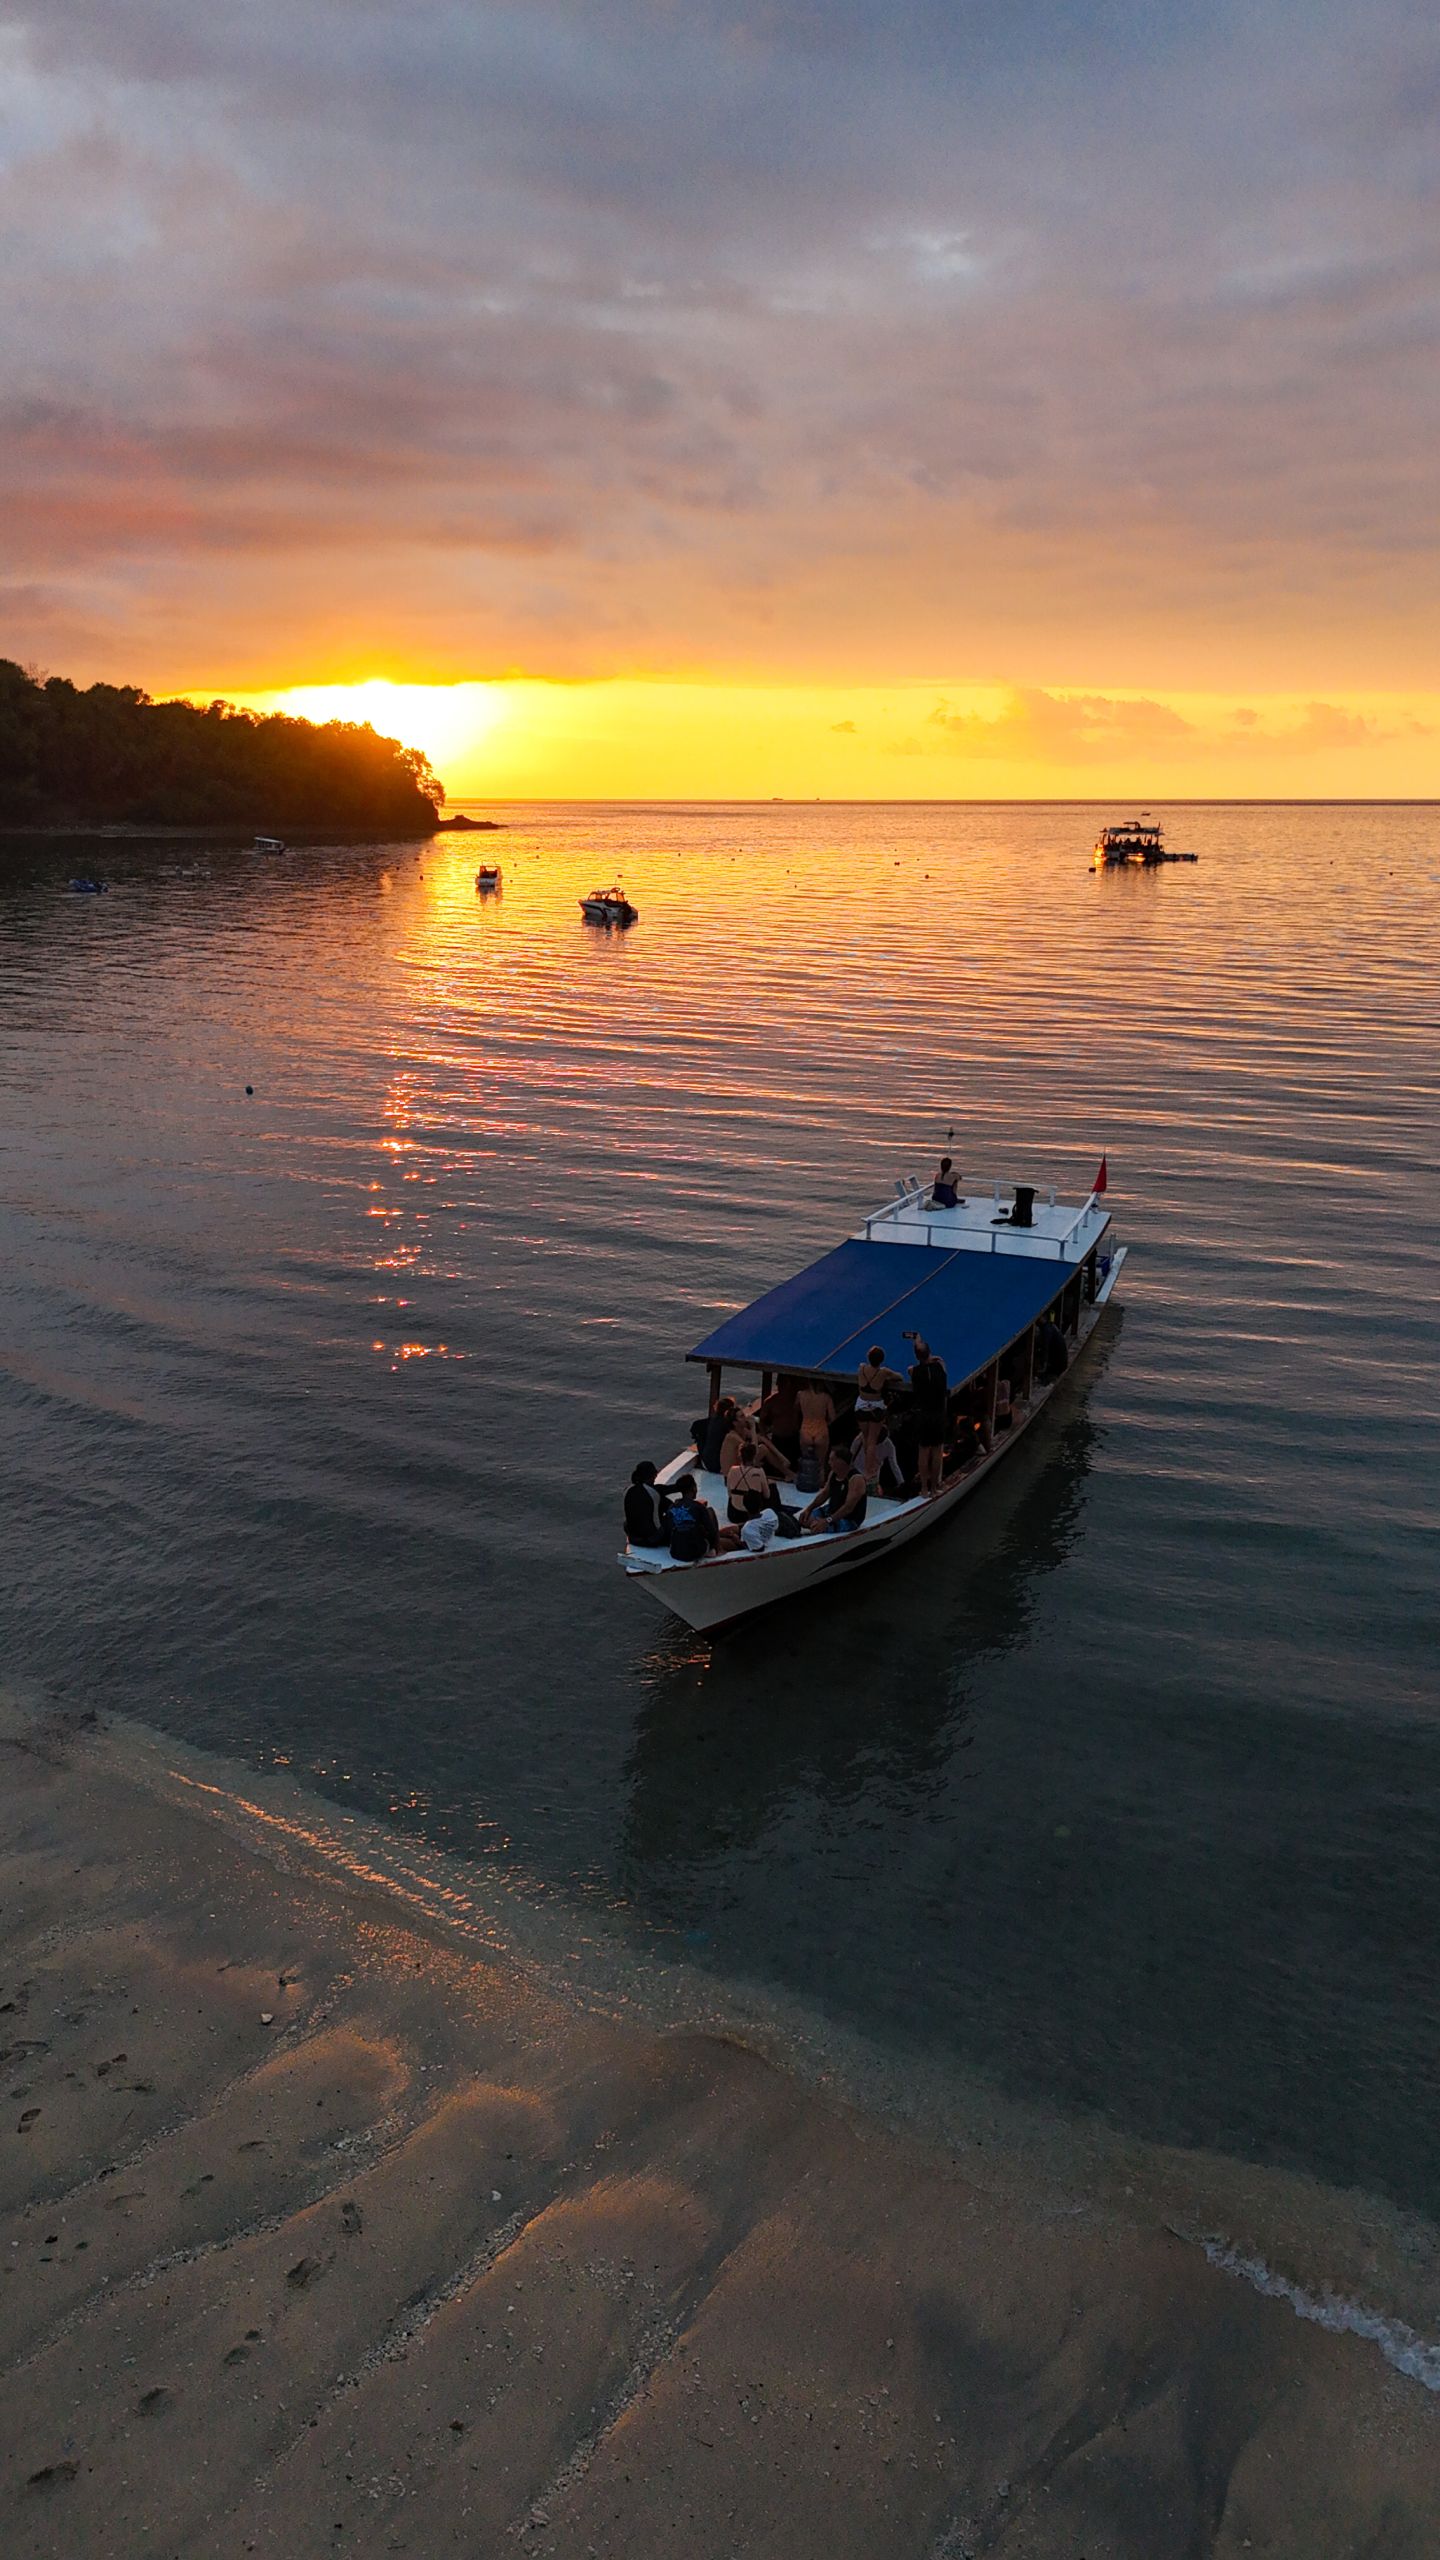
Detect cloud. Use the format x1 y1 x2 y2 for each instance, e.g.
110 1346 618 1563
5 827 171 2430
907 686 1434 771
830 717 856 732
1263 700 1432 750
0 1 1439 694
927 688 1195 761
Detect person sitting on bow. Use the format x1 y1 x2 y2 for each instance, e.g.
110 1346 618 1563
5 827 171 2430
800 1444 869 1536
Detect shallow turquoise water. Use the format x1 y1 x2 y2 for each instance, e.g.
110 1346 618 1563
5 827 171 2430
1 803 1437 2218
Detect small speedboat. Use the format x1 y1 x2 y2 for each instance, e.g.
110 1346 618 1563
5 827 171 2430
254 835 287 854
69 877 109 894
475 864 502 890
580 886 638 925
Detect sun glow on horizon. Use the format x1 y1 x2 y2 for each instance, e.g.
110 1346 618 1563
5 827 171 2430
218 674 1440 802
246 678 509 776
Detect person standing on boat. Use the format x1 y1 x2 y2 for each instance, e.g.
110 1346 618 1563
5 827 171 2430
930 1156 964 1209
854 1343 901 1480
852 1419 906 1499
795 1377 835 1489
1035 1313 1068 1384
906 1334 949 1498
800 1445 868 1535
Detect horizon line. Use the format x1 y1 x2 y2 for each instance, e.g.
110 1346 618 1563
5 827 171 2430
442 795 1440 808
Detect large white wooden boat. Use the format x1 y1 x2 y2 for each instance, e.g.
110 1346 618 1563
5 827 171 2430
621 1166 1126 1632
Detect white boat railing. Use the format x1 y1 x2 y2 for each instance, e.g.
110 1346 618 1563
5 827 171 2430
861 1179 1105 1261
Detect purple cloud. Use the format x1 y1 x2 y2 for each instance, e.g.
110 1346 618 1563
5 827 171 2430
0 0 1437 689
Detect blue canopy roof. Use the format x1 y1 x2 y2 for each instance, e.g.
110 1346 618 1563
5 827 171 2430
689 1239 1070 1387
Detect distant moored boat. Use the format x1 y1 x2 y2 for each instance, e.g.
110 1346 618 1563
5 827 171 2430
254 835 287 854
580 886 638 924
1092 813 1197 869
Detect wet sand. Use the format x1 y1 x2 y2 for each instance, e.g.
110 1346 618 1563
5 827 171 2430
2 1696 1437 2558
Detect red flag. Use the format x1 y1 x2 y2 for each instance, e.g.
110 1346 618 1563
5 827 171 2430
1093 1154 1108 1195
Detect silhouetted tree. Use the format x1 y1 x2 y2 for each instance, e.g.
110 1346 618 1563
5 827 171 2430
0 662 445 833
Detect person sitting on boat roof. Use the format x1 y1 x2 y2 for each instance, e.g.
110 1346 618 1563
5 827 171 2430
930 1155 965 1209
623 1460 672 1550
904 1333 949 1498
799 1444 868 1536
667 1474 720 1562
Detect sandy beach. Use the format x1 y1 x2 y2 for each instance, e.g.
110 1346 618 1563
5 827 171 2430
1 1692 1437 2558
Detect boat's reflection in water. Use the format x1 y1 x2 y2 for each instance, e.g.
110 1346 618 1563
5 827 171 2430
620 1314 1121 1900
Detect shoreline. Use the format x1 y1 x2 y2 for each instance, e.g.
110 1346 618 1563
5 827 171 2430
3 1693 1438 2554
0 823 439 846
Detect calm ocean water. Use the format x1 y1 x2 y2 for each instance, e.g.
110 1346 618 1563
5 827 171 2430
2 804 1437 2229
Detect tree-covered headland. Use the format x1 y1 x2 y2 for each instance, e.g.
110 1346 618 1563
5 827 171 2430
0 661 445 834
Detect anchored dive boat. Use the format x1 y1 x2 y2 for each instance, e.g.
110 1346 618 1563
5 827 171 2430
622 1165 1126 1631
1092 813 1196 868
581 886 638 925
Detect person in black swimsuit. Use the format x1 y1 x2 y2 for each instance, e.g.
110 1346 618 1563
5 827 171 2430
930 1155 964 1209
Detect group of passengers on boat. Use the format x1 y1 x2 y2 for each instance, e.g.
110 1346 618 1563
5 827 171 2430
622 1299 1075 1566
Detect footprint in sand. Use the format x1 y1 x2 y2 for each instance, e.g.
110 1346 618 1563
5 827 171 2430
137 2387 172 2415
27 2462 78 2492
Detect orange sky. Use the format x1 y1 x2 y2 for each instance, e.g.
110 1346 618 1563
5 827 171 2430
230 678 1440 802
6 3 1440 797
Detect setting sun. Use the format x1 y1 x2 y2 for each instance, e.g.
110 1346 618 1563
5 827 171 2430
251 679 509 777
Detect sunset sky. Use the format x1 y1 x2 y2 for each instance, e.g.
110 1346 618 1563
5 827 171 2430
4 1 1439 796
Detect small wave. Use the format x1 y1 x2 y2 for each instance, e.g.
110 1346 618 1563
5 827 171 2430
1192 2234 1440 2392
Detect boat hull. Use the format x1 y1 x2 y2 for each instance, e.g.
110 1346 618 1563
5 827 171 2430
626 1251 1125 1632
